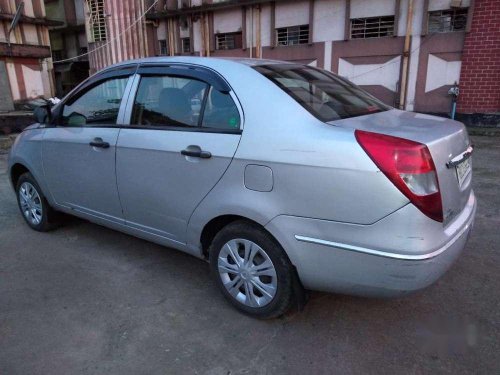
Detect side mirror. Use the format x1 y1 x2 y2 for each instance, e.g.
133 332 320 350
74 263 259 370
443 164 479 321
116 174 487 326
33 104 51 124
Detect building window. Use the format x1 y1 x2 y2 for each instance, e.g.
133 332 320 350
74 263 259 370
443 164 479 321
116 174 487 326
52 50 64 61
350 16 395 39
159 40 168 55
215 32 242 50
428 9 468 33
87 0 107 42
182 37 191 53
276 25 309 46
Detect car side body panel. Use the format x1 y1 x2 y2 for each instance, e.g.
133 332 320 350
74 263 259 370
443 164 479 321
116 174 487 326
265 191 475 296
116 128 241 244
186 58 409 253
42 127 123 223
8 127 51 202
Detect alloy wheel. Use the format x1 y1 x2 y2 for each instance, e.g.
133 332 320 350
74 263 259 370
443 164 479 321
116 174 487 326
19 182 43 226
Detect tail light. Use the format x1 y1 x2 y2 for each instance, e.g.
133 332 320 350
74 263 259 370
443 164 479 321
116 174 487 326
355 130 443 222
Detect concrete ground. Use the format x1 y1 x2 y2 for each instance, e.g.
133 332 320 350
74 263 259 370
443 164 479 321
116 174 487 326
0 136 499 375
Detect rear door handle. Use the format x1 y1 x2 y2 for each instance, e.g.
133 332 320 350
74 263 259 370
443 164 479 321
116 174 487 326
89 137 110 149
181 146 212 159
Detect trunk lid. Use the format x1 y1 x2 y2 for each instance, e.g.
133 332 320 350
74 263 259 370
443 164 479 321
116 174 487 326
331 109 472 225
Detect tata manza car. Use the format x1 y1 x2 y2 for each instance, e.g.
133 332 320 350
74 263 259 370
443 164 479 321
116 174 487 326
8 57 476 318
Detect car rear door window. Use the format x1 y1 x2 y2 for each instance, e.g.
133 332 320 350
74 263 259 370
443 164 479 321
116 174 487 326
202 86 241 130
131 76 208 127
61 77 129 126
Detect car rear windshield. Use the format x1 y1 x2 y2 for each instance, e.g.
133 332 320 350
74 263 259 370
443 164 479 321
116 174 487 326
254 64 391 121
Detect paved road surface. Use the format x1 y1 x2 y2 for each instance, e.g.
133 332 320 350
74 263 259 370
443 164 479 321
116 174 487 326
0 136 498 374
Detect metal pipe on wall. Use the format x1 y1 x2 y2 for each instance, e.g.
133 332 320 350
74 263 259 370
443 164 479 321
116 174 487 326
199 13 206 56
205 13 210 57
250 6 253 58
399 0 414 110
167 18 175 56
256 5 261 58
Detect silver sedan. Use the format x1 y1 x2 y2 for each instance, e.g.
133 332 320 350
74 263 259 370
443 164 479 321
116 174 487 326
8 57 476 318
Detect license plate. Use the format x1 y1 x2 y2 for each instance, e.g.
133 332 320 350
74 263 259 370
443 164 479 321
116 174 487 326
455 158 471 187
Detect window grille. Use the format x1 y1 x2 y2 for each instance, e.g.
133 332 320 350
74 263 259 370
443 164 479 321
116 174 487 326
87 0 107 42
350 16 395 39
216 33 242 50
276 25 309 46
428 9 468 33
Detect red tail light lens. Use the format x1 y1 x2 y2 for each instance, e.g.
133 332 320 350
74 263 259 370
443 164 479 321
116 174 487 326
355 130 443 222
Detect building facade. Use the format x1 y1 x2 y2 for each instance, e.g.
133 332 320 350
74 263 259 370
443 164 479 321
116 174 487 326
45 0 89 97
84 0 155 73
0 0 58 111
456 0 500 125
84 0 499 119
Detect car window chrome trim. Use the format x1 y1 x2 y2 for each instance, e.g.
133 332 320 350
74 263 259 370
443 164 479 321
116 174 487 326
43 123 242 135
119 125 242 134
294 220 472 261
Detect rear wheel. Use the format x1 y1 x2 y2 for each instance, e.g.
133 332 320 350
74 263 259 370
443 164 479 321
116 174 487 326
16 172 58 232
209 221 294 319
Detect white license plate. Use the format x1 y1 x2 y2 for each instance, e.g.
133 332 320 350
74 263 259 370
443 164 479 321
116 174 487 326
456 158 471 187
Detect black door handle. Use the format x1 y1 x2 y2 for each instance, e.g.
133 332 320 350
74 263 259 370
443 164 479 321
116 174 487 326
181 146 211 159
89 137 110 149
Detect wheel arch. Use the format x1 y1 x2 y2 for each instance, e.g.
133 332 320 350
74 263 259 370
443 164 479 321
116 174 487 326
200 214 282 260
10 163 30 188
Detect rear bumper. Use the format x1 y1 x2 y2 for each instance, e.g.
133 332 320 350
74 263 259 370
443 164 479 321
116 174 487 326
265 191 476 297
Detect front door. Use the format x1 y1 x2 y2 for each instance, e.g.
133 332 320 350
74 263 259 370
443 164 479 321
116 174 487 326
116 67 242 243
42 75 132 222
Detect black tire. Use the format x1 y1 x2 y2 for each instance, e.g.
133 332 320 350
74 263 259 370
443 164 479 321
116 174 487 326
209 220 295 319
16 172 59 232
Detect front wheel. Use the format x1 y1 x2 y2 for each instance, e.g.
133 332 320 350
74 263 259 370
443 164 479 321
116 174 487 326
16 172 58 232
209 221 295 319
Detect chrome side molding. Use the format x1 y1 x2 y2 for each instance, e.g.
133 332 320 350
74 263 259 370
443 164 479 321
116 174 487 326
294 222 471 261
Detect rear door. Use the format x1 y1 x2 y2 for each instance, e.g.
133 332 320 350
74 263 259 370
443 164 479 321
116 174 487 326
116 64 242 243
42 66 135 223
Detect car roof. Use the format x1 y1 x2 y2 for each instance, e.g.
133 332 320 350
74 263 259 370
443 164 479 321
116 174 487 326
101 56 296 73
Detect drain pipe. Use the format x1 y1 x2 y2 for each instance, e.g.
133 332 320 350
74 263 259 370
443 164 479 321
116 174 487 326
250 6 254 58
205 13 211 57
256 5 262 58
448 82 459 119
399 0 414 110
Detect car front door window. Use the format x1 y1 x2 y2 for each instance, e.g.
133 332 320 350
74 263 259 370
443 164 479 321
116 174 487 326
62 77 129 126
